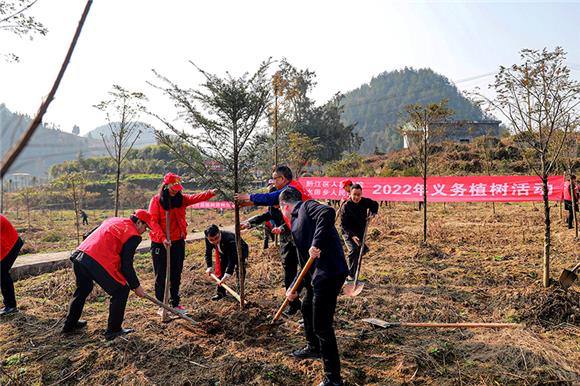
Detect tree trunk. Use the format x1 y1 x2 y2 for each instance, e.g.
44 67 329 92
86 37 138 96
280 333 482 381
114 160 121 217
542 175 551 288
422 123 428 244
233 123 245 309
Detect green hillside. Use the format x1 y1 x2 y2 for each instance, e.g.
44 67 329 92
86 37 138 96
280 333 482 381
341 68 486 154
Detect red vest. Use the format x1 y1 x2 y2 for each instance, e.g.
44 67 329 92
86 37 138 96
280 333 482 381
78 217 140 285
563 181 579 201
1 214 19 261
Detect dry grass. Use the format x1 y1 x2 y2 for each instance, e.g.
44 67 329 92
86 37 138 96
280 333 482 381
1 202 579 385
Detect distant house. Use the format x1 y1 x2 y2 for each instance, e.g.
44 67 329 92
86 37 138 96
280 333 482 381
402 119 501 149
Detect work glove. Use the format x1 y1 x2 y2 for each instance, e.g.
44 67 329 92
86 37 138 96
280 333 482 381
219 273 232 285
206 267 213 277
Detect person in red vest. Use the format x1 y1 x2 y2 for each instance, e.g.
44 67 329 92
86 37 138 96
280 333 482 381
562 174 580 229
148 173 216 314
204 224 248 300
1 214 24 316
62 210 151 340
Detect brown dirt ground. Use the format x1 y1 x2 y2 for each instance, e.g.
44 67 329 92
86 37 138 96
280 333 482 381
1 202 579 385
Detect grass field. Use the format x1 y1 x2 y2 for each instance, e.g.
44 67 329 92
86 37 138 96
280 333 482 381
1 202 579 385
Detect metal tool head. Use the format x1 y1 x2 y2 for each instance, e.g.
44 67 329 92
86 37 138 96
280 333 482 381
362 318 399 328
343 281 365 297
559 268 578 289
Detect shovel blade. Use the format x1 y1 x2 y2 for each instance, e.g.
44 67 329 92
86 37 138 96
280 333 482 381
343 282 364 297
559 269 578 289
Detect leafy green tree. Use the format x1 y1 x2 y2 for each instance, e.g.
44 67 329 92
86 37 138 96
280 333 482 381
151 60 272 308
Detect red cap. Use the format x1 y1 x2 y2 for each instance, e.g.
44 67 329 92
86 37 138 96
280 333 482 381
133 209 152 228
340 179 353 188
163 172 183 191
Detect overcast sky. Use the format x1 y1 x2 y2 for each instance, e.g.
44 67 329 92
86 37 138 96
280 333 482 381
0 0 579 135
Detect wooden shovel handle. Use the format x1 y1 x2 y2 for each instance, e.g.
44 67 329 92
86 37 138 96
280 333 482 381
143 293 198 325
272 254 317 323
210 273 246 304
571 262 580 273
400 322 519 328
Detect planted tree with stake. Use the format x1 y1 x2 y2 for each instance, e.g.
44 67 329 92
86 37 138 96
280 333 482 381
402 99 453 243
94 84 148 217
150 60 272 308
475 47 580 287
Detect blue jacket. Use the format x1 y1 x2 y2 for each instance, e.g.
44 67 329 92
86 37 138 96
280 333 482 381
290 200 348 286
250 180 312 206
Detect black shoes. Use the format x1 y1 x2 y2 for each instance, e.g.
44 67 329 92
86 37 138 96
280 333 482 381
283 300 301 317
290 345 321 359
317 377 343 386
212 293 225 301
62 319 88 333
0 307 18 316
104 327 134 341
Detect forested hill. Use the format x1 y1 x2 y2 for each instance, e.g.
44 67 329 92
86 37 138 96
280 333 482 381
341 68 485 154
0 104 107 177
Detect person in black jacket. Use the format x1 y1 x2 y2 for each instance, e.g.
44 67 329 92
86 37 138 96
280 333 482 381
241 198 302 316
204 225 248 301
279 188 348 386
339 184 379 280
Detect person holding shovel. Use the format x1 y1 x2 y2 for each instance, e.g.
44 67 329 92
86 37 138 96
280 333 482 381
235 165 311 316
1 214 24 316
149 173 216 315
562 174 579 229
62 210 151 340
339 183 378 280
204 224 248 300
279 188 348 386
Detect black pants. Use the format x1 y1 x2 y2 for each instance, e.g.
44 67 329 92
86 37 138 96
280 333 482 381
215 271 226 296
280 238 301 309
1 238 23 309
65 261 130 332
302 274 347 383
151 239 185 307
565 200 578 229
343 236 369 278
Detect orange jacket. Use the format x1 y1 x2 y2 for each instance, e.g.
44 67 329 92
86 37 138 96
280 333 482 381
78 217 141 285
0 214 19 261
148 190 215 243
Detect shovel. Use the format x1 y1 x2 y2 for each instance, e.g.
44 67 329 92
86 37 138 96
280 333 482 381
559 262 580 289
143 293 198 325
362 318 520 329
210 273 248 305
271 254 316 324
343 211 371 297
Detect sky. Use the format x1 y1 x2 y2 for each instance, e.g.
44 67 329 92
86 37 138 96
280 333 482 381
0 0 579 136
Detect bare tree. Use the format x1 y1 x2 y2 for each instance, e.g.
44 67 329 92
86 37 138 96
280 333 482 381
474 134 501 214
52 172 91 245
475 47 580 287
94 85 148 216
0 0 48 61
150 60 272 309
403 100 453 243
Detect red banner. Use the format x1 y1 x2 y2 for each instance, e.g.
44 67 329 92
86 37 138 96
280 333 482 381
189 201 235 209
298 176 565 202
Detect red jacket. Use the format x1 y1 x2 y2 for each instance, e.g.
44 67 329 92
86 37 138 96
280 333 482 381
1 214 19 261
562 181 580 202
78 217 141 285
149 190 215 243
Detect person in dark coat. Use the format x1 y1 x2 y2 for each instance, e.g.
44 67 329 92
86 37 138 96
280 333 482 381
339 184 379 279
204 225 248 301
562 175 579 229
279 188 348 386
62 210 150 340
236 166 311 316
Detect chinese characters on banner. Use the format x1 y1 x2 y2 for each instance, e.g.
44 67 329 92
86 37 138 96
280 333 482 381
297 176 565 202
189 201 235 209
